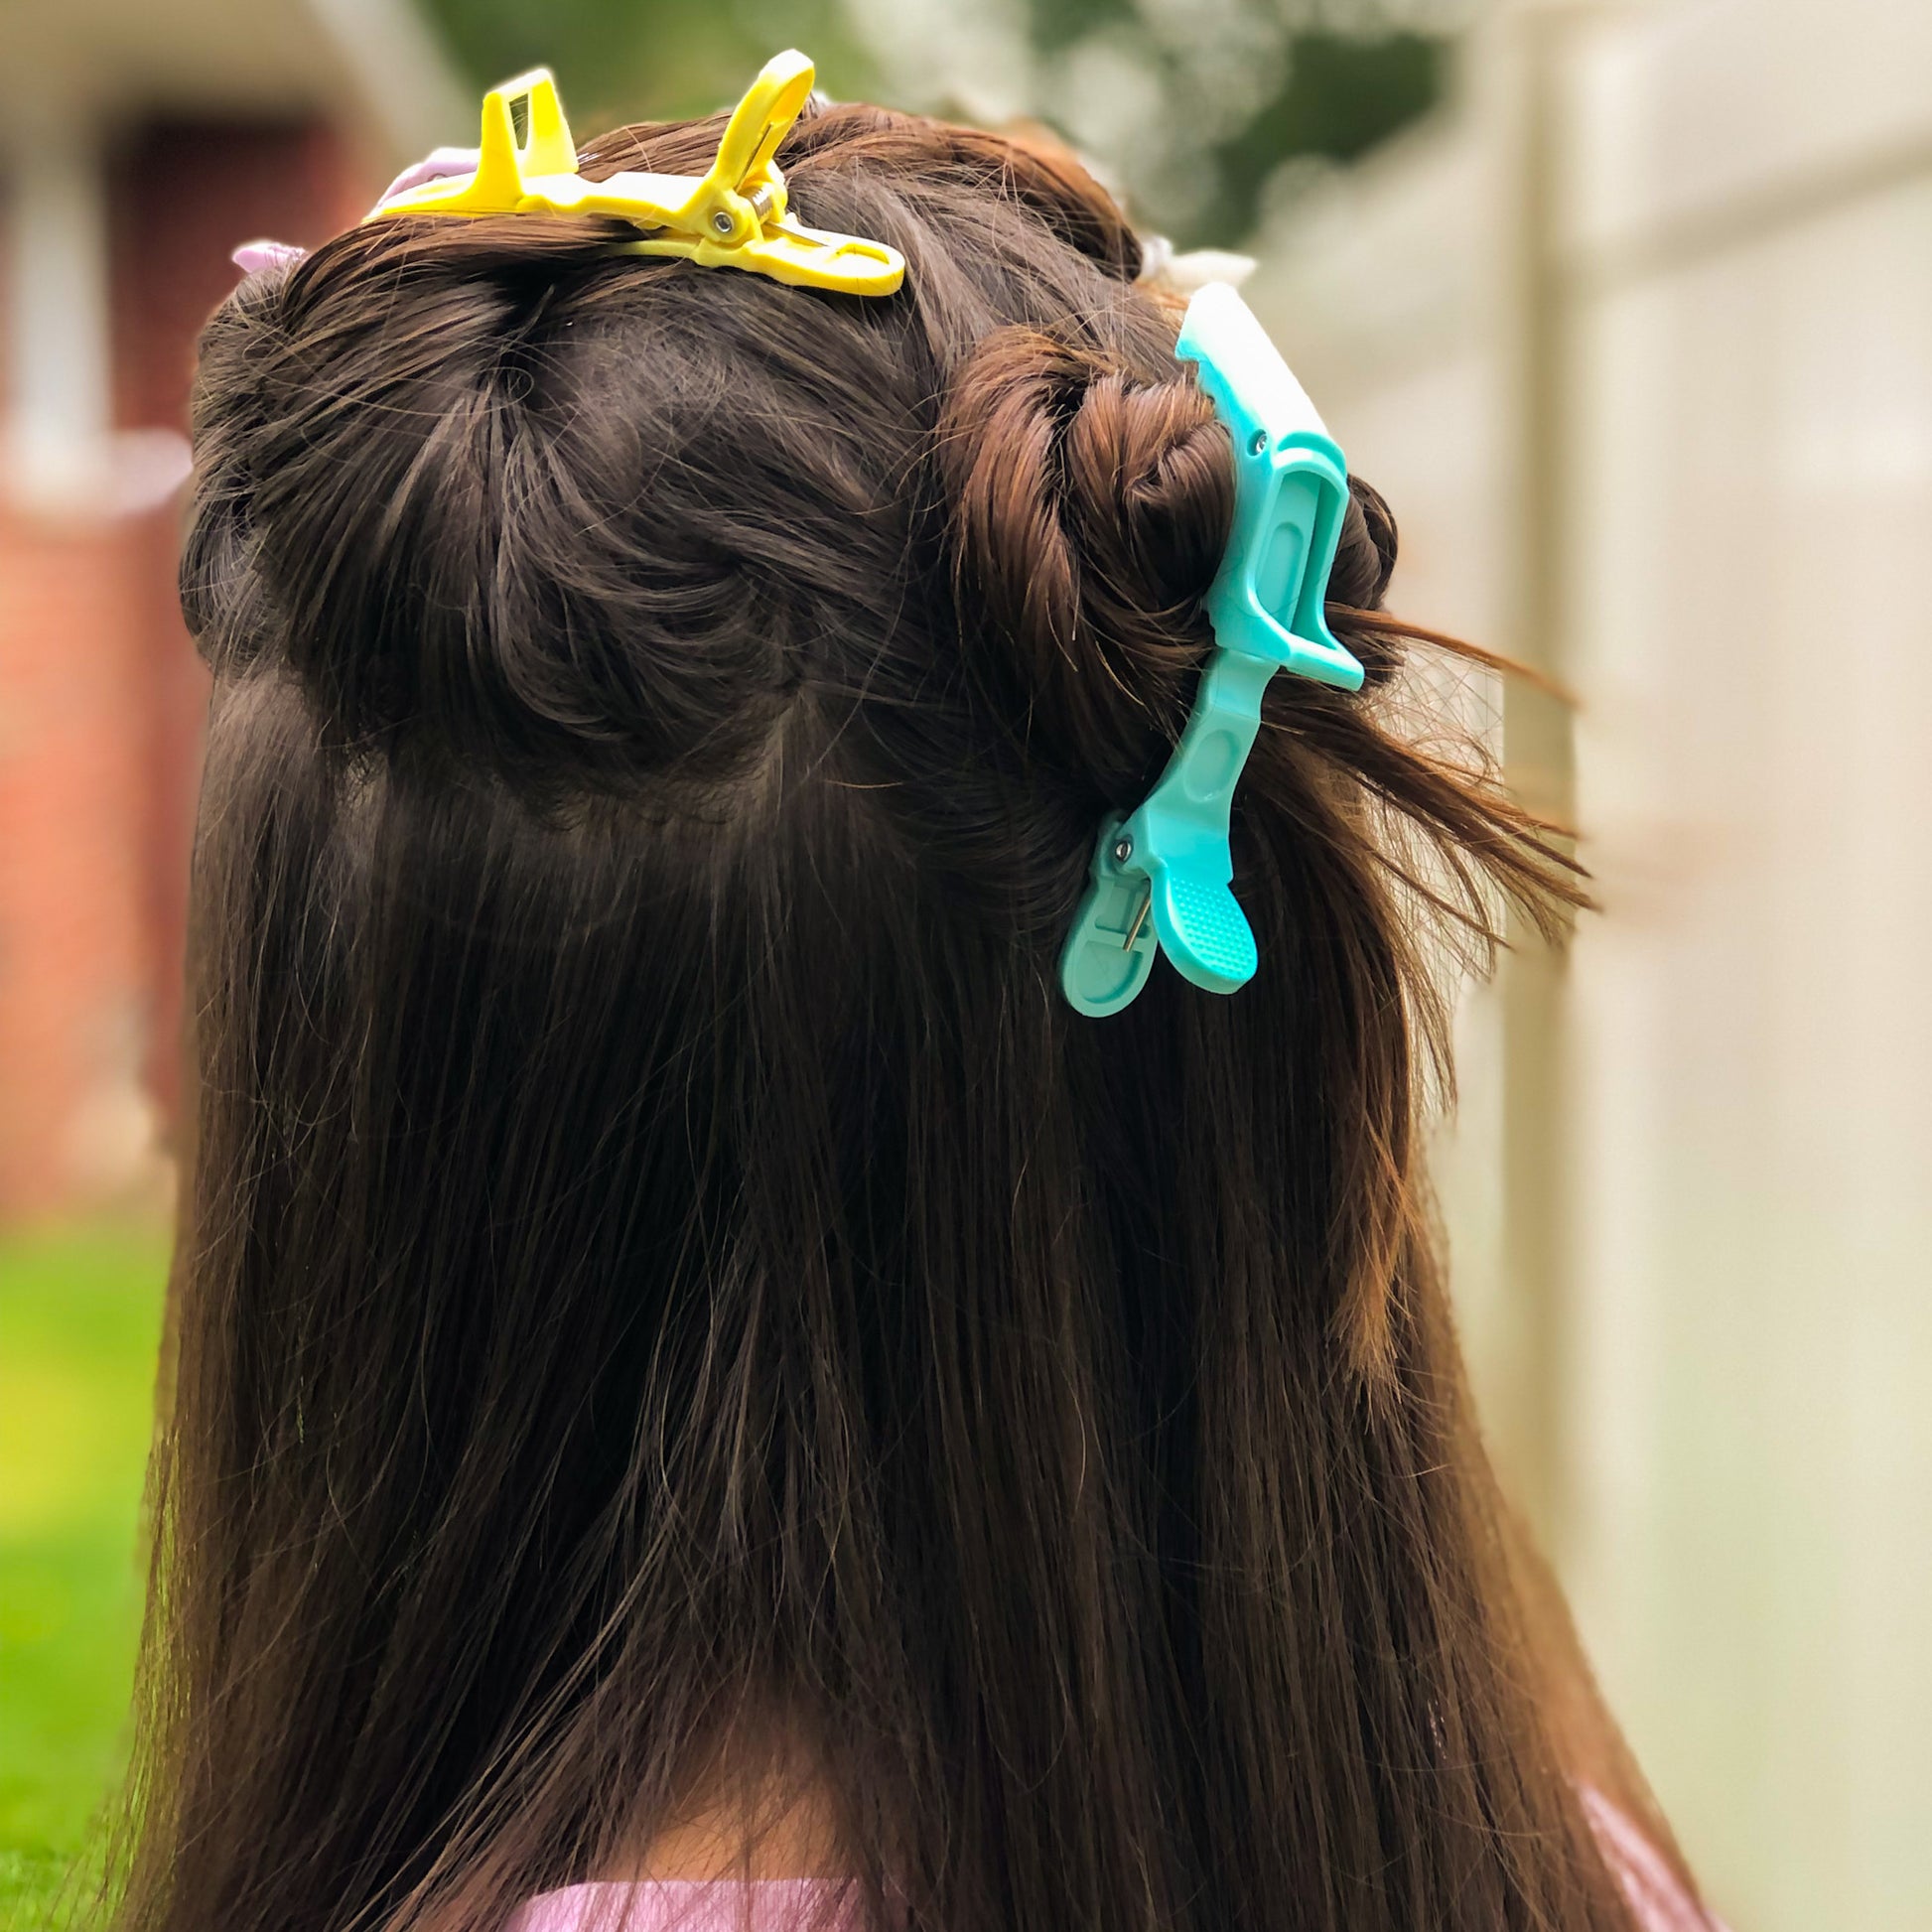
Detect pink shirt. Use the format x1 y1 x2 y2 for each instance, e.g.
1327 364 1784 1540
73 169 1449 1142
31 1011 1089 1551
506 1799 1724 1932
507 1881 851 1932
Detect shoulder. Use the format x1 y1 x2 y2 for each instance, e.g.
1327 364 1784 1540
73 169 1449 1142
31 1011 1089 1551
1582 1788 1730 1932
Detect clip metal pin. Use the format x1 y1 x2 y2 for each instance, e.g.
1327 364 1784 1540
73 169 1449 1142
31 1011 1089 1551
1058 283 1364 1018
364 50 905 300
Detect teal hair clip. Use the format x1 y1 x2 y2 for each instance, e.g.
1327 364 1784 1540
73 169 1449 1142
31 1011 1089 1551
1058 282 1363 1018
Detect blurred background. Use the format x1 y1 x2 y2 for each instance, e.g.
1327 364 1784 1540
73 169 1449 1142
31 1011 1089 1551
1 0 1926 1926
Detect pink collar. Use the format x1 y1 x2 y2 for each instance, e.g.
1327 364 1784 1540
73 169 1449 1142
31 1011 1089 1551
507 1879 853 1932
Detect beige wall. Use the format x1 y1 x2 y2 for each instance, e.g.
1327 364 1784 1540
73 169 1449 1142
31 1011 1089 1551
1247 4 1932 1927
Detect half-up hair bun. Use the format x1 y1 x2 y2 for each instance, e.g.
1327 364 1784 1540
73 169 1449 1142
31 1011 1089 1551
184 219 813 790
939 326 1234 796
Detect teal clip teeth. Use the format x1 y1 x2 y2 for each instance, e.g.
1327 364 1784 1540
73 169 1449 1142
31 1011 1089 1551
1058 281 1363 1019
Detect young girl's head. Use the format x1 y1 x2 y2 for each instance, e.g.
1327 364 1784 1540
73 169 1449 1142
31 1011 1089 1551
127 79 1667 1932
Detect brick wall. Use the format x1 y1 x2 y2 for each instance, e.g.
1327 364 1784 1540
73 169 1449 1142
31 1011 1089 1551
0 118 364 1219
0 506 153 1210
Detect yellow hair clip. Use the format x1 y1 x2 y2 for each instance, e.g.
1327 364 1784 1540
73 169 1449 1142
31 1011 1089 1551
366 50 905 299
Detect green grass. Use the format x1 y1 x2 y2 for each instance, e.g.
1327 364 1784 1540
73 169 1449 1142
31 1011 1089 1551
0 1226 170 1931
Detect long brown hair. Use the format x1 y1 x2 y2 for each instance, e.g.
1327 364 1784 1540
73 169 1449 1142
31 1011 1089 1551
115 92 1683 1932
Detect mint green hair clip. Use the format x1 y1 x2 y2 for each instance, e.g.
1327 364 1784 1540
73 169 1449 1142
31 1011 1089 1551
1058 282 1363 1019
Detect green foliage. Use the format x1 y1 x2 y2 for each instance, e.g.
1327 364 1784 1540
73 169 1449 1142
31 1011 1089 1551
417 0 1449 248
0 1227 169 1931
419 0 871 139
1199 31 1446 247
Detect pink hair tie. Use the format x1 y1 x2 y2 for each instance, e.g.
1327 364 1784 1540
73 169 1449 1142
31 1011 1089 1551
230 239 307 276
229 148 484 280
372 147 483 210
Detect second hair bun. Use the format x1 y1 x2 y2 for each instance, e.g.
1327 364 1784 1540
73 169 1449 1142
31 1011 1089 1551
940 326 1235 797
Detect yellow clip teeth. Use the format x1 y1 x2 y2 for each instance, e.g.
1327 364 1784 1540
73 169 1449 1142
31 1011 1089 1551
366 49 905 299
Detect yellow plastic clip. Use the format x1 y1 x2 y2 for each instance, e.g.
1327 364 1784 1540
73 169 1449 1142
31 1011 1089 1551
366 50 905 299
